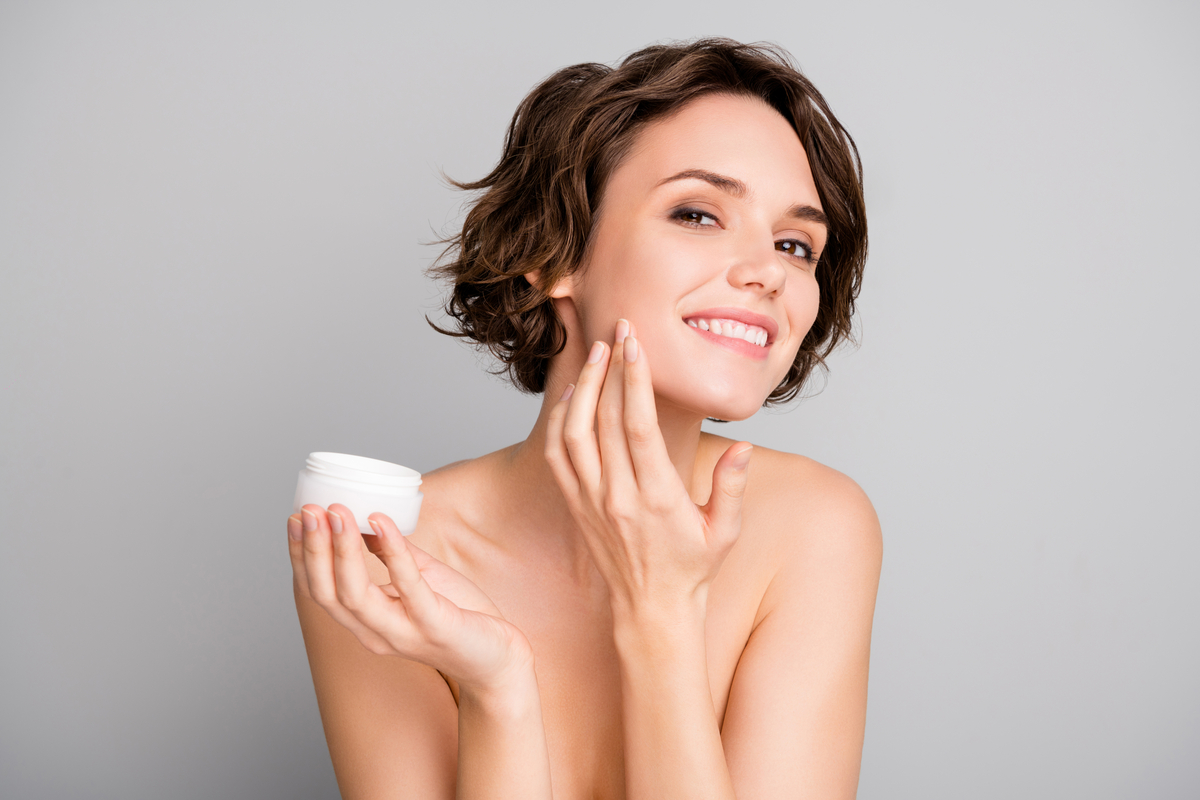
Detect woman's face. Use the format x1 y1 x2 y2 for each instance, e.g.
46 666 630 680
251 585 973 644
557 92 828 422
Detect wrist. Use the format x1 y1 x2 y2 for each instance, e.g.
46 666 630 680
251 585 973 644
458 656 541 720
611 591 708 661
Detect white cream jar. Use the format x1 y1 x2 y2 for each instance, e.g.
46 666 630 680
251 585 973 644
293 452 423 535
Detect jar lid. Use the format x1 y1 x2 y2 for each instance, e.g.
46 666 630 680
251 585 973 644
305 452 422 488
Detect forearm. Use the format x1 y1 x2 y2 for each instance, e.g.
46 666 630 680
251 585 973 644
456 665 554 800
613 597 736 800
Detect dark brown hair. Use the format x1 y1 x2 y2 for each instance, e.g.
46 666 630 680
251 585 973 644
429 38 867 404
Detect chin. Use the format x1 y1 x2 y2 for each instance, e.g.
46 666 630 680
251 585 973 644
662 386 772 423
706 400 767 423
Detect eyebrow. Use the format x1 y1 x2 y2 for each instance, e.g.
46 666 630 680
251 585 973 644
656 168 829 228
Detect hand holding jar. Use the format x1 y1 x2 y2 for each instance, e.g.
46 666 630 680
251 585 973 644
288 455 533 697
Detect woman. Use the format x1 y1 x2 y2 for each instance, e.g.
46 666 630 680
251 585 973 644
288 38 881 800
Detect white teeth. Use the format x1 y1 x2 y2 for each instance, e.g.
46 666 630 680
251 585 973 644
685 317 769 347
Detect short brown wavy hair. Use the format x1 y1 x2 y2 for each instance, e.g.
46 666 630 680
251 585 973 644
429 38 867 405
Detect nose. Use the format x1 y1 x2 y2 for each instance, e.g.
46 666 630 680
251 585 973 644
725 231 787 297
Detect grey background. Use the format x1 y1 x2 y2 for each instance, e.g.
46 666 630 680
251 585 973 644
1 0 1196 797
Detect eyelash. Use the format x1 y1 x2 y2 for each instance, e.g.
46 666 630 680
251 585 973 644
671 207 819 266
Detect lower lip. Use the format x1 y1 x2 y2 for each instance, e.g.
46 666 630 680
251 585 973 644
686 324 771 361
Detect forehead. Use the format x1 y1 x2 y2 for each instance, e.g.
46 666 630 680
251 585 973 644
611 93 820 208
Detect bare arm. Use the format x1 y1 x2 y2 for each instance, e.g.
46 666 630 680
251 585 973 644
457 667 553 800
721 468 882 799
613 595 736 800
612 467 881 800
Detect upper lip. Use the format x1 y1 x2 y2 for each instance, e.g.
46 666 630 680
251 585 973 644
682 307 780 344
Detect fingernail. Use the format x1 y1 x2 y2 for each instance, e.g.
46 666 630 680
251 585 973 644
588 341 605 364
625 336 638 362
368 519 383 537
327 509 343 534
301 509 317 533
560 383 575 402
734 445 754 468
288 514 303 541
615 319 629 342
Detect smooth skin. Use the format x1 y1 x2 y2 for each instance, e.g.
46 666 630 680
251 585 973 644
291 93 882 800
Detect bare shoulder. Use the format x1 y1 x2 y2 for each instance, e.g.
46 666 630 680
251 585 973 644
360 450 508 581
415 446 515 529
753 443 880 552
702 433 883 609
707 435 882 795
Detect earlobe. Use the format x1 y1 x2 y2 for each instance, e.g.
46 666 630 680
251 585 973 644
526 268 574 299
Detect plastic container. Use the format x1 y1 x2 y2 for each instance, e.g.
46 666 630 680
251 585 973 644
293 452 423 535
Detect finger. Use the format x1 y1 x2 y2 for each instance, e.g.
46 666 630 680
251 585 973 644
596 321 635 485
301 505 392 651
362 521 438 572
327 504 384 617
287 513 311 595
620 332 674 491
367 512 442 626
703 443 754 544
544 382 582 505
300 505 337 606
561 339 609 488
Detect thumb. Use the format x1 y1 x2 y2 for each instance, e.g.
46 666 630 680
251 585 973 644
703 443 753 540
366 513 440 620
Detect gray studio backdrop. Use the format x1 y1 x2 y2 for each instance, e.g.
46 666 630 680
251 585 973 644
2 1 1196 798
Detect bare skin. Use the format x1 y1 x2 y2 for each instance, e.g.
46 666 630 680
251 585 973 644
290 94 882 800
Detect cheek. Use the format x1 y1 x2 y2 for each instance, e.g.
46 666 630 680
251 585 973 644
770 279 822 387
788 275 822 340
581 231 686 323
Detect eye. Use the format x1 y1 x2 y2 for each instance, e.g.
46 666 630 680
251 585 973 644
672 207 720 228
776 238 817 265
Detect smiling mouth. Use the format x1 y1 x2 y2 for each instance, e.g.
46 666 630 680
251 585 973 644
685 317 769 347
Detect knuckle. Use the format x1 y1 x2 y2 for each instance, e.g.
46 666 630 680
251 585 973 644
602 492 634 522
361 638 390 657
335 582 362 609
309 583 337 608
302 536 327 558
373 538 399 560
561 427 590 449
596 405 623 429
722 480 747 499
624 420 656 444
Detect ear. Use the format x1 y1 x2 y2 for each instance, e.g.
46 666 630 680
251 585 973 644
525 269 574 299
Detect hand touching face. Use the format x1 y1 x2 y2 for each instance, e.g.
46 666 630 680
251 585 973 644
545 319 756 616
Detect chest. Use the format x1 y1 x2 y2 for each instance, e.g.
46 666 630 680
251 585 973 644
462 554 763 800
